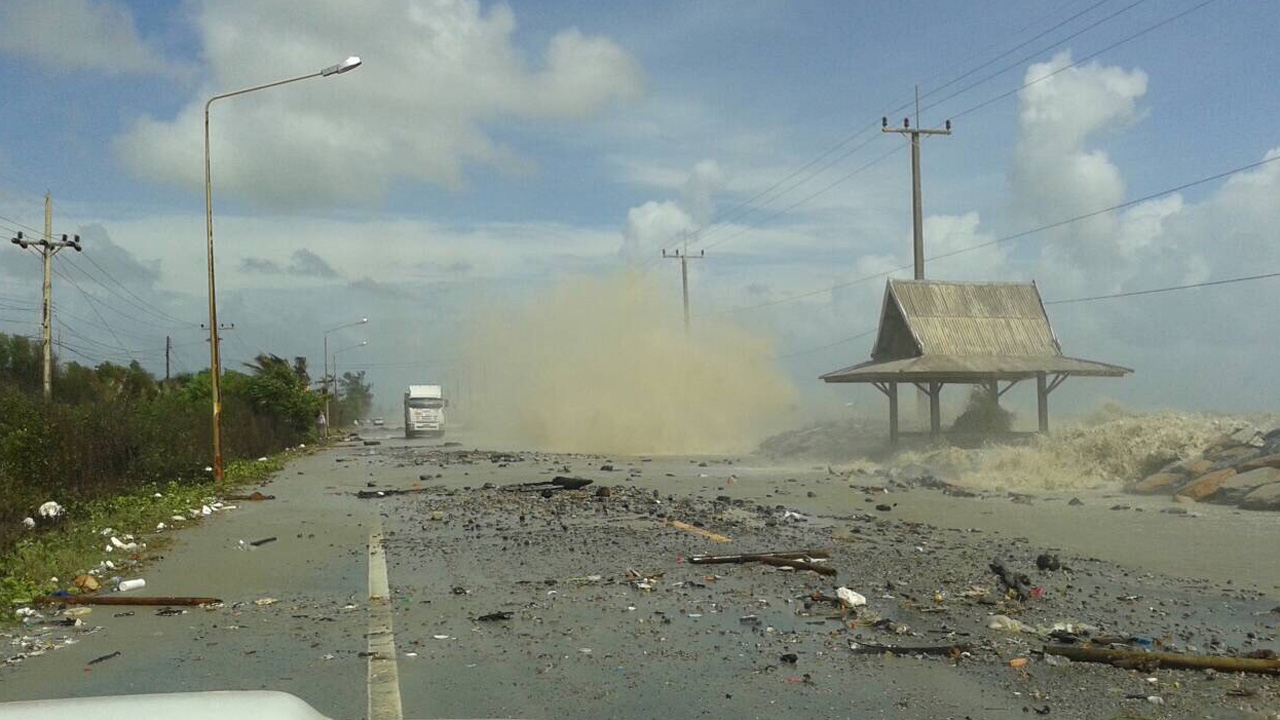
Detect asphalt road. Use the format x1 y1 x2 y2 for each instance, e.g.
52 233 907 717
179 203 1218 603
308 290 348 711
2 427 1277 719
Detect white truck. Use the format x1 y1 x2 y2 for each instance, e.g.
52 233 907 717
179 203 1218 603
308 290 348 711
403 384 446 438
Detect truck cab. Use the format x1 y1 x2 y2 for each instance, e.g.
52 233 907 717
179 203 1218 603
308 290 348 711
404 384 446 438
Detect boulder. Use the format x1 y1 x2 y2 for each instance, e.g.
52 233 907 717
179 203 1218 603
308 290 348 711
1205 445 1260 465
1237 453 1280 472
1239 482 1280 511
1132 472 1186 495
1206 467 1280 505
1181 457 1215 477
1174 468 1236 501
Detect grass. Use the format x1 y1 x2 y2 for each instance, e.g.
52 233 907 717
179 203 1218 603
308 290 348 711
1 455 287 618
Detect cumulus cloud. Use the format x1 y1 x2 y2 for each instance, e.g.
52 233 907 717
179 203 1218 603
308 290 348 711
0 0 175 76
115 0 644 208
619 159 723 262
239 248 340 279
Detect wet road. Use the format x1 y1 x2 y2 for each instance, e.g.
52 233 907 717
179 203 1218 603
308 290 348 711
2 428 1277 719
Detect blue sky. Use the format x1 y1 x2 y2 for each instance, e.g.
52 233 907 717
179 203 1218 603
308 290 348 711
1 0 1278 423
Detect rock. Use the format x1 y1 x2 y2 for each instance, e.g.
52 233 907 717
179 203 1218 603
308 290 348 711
1206 467 1280 505
1239 482 1280 511
1132 472 1185 495
1237 453 1280 472
1174 468 1236 501
594 486 612 499
1206 445 1260 466
1182 458 1215 477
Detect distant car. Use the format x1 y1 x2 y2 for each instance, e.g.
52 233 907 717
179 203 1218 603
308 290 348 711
372 418 385 426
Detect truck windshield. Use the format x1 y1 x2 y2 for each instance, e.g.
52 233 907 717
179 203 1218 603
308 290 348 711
407 399 442 409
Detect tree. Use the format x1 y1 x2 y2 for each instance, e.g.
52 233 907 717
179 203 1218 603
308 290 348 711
242 353 322 432
335 370 373 426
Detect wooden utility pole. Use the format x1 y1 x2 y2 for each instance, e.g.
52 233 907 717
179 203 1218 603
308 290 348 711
7 193 81 401
883 89 952 431
661 232 705 334
165 335 172 382
882 88 952 279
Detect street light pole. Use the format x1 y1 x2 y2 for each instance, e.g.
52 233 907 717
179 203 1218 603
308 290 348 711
323 317 368 437
203 56 362 481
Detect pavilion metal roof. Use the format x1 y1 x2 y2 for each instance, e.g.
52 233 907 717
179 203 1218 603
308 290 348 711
822 279 1132 383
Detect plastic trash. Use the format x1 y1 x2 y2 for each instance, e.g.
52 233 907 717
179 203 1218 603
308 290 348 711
22 517 35 528
109 536 138 551
38 501 64 518
117 578 146 592
836 587 867 608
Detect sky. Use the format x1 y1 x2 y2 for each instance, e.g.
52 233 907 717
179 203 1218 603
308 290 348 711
0 0 1278 424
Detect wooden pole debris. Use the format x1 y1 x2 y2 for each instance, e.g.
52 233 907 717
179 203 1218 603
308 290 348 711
850 642 971 656
666 520 732 543
34 595 221 606
1042 645 1280 675
691 549 834 575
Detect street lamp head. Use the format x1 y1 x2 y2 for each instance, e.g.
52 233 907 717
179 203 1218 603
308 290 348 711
322 56 362 77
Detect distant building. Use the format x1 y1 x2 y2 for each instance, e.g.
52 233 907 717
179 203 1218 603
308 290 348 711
821 279 1131 443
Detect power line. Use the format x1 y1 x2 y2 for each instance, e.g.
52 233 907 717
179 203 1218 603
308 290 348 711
59 254 197 329
1046 271 1280 306
681 0 1146 254
50 265 138 363
776 328 877 360
685 0 1206 259
701 143 904 251
714 153 1280 316
941 0 1216 124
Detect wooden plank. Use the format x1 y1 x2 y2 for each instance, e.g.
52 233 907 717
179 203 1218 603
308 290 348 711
666 520 732 543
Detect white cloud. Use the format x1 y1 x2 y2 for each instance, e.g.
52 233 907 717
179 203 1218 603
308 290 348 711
0 0 173 76
114 0 644 208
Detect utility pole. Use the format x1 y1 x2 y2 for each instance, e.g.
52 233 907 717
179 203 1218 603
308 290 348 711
165 335 172 382
661 232 705 334
883 88 952 431
8 192 82 401
882 87 952 279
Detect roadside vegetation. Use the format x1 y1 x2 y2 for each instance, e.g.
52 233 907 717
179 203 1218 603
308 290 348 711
0 456 282 613
0 331 373 600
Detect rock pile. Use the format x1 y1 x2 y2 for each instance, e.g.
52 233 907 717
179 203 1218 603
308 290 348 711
1130 425 1280 510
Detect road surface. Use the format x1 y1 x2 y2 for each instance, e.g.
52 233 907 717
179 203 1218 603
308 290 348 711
2 427 1277 719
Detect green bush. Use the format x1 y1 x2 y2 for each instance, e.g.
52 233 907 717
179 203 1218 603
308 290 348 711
0 334 336 554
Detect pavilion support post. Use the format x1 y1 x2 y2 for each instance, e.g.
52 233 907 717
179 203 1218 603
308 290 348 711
929 381 942 436
1036 371 1049 433
888 382 899 446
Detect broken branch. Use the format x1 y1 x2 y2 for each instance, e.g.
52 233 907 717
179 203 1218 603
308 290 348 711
1042 645 1280 675
666 520 732 543
34 595 221 607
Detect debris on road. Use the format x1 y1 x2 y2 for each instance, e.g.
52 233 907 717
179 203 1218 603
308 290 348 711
689 549 832 577
1042 644 1280 675
225 491 276 501
33 595 221 606
248 537 278 547
506 476 593 493
86 650 121 666
665 520 732 543
254 597 279 606
989 559 1034 600
848 642 971 657
476 611 513 622
116 578 146 592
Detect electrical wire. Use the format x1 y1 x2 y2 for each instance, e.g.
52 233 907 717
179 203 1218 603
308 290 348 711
714 153 1280 316
776 328 878 360
1045 271 1280 306
59 254 198 328
679 0 1151 254
50 265 138 363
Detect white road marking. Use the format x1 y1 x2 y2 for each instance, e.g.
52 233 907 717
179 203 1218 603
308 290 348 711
367 516 403 720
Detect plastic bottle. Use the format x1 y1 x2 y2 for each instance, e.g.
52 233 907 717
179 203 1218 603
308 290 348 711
117 578 146 592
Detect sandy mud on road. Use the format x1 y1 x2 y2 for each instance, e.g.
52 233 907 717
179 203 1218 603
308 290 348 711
364 442 1280 719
